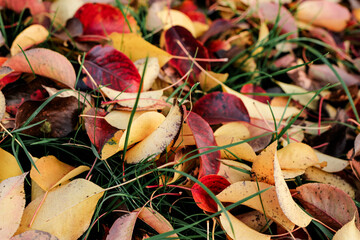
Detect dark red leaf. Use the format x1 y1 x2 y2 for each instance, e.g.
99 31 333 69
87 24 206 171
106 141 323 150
177 0 207 23
83 45 141 92
186 111 220 178
0 72 21 90
84 108 118 151
191 175 230 213
165 26 210 84
240 84 270 104
15 96 83 138
295 183 359 230
74 3 137 36
193 92 250 125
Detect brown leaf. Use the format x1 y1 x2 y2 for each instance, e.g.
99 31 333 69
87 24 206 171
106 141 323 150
10 230 59 240
106 213 137 240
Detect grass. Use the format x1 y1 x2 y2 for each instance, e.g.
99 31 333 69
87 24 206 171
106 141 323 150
0 1 359 240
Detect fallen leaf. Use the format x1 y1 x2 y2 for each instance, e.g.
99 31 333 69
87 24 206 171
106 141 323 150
295 183 359 230
187 111 220 178
0 0 45 15
83 45 141 92
218 159 252 184
16 179 104 240
106 212 137 240
193 92 250 125
110 33 172 67
15 96 83 138
10 25 49 56
100 130 124 160
277 142 319 170
304 167 356 199
50 0 84 26
191 174 230 213
165 26 210 84
297 0 351 32
0 147 22 182
219 207 271 240
3 48 76 88
74 3 137 35
11 230 59 240
30 155 90 191
236 211 270 232
332 216 360 240
215 135 257 162
217 181 295 231
214 122 251 140
136 207 178 238
0 173 27 239
104 110 147 130
157 9 196 37
198 71 228 91
240 84 270 104
133 57 160 91
309 64 360 87
251 142 277 185
125 103 183 164
315 150 349 172
274 151 312 227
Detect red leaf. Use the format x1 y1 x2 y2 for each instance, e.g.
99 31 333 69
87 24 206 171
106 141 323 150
295 183 360 230
186 111 220 178
74 3 137 36
84 108 118 151
240 84 270 104
0 0 45 15
177 0 207 23
191 175 230 213
83 45 141 92
165 26 210 84
193 92 250 125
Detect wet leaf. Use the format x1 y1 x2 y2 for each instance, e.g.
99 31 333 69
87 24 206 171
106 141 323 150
193 92 250 125
297 1 351 32
125 103 183 164
165 26 210 84
110 33 172 68
30 155 89 191
0 148 22 182
11 230 59 240
106 212 137 240
74 3 137 36
15 179 104 240
10 25 49 56
84 108 118 151
191 174 230 213
187 111 220 178
0 173 27 239
83 45 141 92
3 48 76 89
295 183 359 230
15 96 83 138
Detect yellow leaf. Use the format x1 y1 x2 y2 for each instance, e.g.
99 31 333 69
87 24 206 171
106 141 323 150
50 0 84 26
136 207 178 238
30 156 90 191
193 21 209 38
134 57 160 91
118 111 166 150
125 103 183 164
174 123 196 147
304 167 356 198
216 135 256 162
217 181 295 231
10 25 48 56
333 216 360 240
101 86 164 109
101 130 124 160
274 151 312 227
251 142 277 185
105 111 148 130
0 147 22 182
221 84 300 120
236 211 271 232
218 207 271 240
16 179 104 240
218 159 252 184
199 71 228 92
0 173 27 239
214 122 251 139
315 150 349 173
110 33 172 67
277 142 319 170
157 9 196 37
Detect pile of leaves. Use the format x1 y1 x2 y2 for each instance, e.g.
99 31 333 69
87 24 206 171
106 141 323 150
2 0 360 239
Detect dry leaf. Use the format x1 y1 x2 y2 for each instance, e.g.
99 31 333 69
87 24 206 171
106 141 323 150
50 0 84 26
110 33 172 67
214 122 251 140
199 71 228 92
16 179 104 240
218 159 252 184
236 211 271 232
0 147 22 182
304 167 356 198
101 130 124 160
125 103 183 163
315 150 349 172
104 111 147 130
106 212 137 240
30 155 90 191
277 142 319 170
332 216 360 240
217 181 295 231
134 57 160 91
218 207 271 240
251 142 277 185
274 151 312 227
10 25 49 56
0 173 27 239
157 9 197 37
215 135 257 162
11 230 59 240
